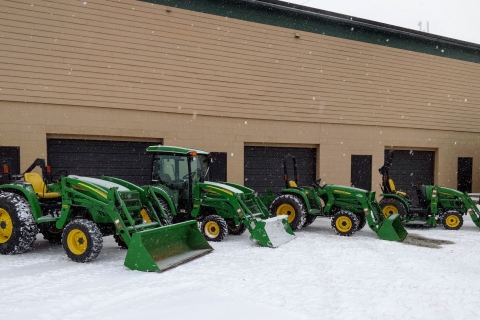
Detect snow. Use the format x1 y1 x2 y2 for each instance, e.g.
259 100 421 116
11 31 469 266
2 218 480 320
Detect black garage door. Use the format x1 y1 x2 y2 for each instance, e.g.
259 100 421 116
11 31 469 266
0 146 20 174
47 139 158 186
244 146 316 195
385 149 434 200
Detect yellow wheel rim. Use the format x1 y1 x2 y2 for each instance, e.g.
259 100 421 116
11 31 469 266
382 205 399 218
205 221 220 237
335 216 353 233
445 215 460 228
67 229 88 255
0 208 13 244
277 204 295 223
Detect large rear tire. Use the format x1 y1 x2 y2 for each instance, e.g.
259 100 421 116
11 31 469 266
379 197 407 220
269 194 307 230
62 219 103 263
331 210 359 236
0 192 38 254
201 215 228 242
441 211 463 230
153 197 174 225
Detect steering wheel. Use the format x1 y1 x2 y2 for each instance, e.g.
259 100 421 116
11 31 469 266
51 169 68 182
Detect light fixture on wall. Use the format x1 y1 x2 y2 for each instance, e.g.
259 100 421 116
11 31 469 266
294 32 300 38
166 8 172 13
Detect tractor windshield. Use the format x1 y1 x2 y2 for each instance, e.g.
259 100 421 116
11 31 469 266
152 154 209 184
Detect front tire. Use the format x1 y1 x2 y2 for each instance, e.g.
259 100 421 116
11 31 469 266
379 197 407 220
0 192 38 254
201 215 228 242
62 219 103 263
226 219 247 235
441 211 463 230
269 194 307 230
303 214 317 228
113 234 128 249
331 210 359 236
41 228 63 244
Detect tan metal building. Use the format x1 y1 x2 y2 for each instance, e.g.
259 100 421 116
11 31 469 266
1 0 480 196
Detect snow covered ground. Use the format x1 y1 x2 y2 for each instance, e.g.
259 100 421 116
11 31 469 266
2 217 480 320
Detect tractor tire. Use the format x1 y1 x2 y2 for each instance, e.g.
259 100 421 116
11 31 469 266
441 211 463 230
269 194 307 230
154 197 174 226
331 210 359 236
41 228 63 244
226 219 247 235
62 219 103 263
0 192 38 255
355 213 367 231
379 197 407 220
302 214 317 228
113 234 128 249
201 215 228 242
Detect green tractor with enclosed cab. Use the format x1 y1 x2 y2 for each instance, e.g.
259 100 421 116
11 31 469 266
261 155 407 241
379 150 480 230
146 145 295 248
0 159 212 272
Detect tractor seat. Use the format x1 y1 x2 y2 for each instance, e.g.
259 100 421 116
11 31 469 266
288 180 298 188
388 179 407 197
160 174 173 183
24 172 60 199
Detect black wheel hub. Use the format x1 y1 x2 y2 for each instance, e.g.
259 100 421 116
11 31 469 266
0 221 6 229
78 238 85 245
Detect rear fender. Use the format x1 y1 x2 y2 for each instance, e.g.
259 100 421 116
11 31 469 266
0 184 42 221
379 193 410 211
280 188 314 212
144 185 178 216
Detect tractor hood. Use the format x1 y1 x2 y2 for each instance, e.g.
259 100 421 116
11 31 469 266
327 184 370 195
68 175 129 192
202 181 245 195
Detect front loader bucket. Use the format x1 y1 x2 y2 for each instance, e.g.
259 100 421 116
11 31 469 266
249 215 295 247
376 214 408 241
124 220 213 272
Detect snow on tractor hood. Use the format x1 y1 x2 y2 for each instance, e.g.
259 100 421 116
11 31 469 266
203 181 244 195
68 175 129 192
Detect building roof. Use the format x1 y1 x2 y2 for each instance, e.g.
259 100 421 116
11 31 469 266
143 0 480 63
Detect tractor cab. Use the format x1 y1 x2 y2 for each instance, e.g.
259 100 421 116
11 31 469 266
149 146 210 216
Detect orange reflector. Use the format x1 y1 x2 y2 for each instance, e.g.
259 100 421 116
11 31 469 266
189 151 197 156
46 166 51 174
283 174 287 181
3 165 9 174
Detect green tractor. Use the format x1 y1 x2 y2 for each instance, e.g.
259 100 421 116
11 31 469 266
378 150 480 230
0 159 212 272
145 145 295 248
261 155 407 241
